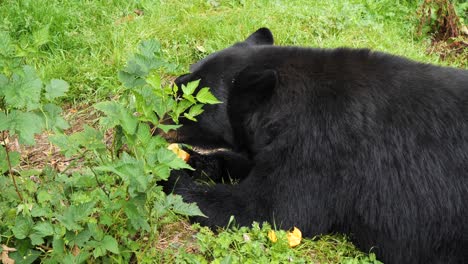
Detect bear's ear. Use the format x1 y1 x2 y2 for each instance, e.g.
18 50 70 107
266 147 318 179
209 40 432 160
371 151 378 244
244 28 274 45
233 66 278 99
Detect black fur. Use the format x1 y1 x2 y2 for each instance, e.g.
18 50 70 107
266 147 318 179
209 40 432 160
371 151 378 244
165 28 468 264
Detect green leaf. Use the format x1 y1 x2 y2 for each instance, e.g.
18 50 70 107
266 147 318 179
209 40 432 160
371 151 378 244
124 196 150 231
94 101 137 135
182 79 200 95
32 222 55 237
146 73 161 88
0 146 9 174
139 39 161 58
65 229 92 247
157 148 192 170
57 202 96 231
118 64 146 89
44 79 69 101
166 194 206 217
41 103 70 131
3 65 42 110
32 25 50 47
188 104 205 118
49 133 80 157
158 124 182 133
12 215 34 239
196 87 222 104
70 125 106 151
0 31 14 57
2 110 44 145
0 74 8 91
101 235 120 254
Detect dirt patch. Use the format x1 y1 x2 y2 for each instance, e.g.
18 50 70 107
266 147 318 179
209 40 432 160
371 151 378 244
2 104 100 173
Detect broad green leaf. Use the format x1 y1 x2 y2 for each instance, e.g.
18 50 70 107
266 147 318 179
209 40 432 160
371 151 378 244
44 79 69 101
32 221 54 237
0 31 14 57
166 194 206 217
12 215 34 239
118 64 146 89
196 87 222 104
188 104 205 118
158 124 181 133
65 229 92 247
32 25 50 47
157 148 193 170
183 112 197 121
49 133 80 157
29 233 44 245
136 123 152 145
70 125 106 151
94 101 137 134
0 147 20 173
52 235 65 255
0 74 7 91
139 39 161 58
124 197 150 231
182 79 200 95
41 103 70 131
3 66 42 110
57 202 96 231
146 73 161 88
2 110 44 145
101 235 120 254
0 146 9 174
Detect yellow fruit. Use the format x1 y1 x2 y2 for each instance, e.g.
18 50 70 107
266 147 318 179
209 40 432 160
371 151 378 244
167 143 190 162
268 230 278 243
287 227 302 247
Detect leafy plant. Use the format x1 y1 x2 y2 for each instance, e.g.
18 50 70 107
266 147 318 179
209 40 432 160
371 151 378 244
0 38 219 263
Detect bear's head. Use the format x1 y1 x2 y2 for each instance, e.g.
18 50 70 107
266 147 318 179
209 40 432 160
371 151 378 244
174 28 279 153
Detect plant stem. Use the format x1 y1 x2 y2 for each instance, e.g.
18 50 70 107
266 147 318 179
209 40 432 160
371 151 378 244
2 131 23 202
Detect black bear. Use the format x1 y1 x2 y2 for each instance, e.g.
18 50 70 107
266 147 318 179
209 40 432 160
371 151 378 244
164 28 468 263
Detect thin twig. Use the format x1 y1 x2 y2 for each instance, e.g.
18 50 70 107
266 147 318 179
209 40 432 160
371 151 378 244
2 131 23 202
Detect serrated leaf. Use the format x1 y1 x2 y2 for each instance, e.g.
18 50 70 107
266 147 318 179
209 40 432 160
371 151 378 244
156 148 192 170
139 39 161 58
196 87 222 104
44 79 69 101
41 103 70 131
94 101 137 134
32 25 50 47
188 104 204 118
12 215 34 239
136 123 152 145
3 110 44 145
0 74 8 91
118 65 146 89
183 112 197 121
70 125 106 151
32 222 55 237
3 65 42 110
166 194 206 217
0 31 14 57
49 133 80 157
158 124 181 133
146 73 161 88
57 202 96 231
182 79 200 95
101 235 120 254
124 199 150 231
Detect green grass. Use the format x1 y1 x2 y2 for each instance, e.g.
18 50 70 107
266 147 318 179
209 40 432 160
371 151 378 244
1 0 465 103
1 0 466 262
